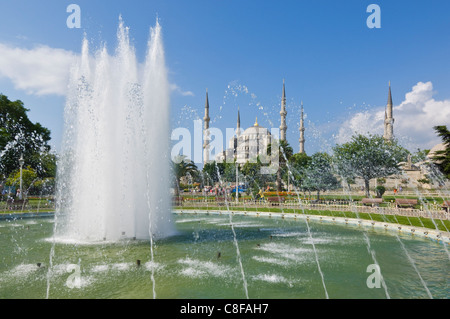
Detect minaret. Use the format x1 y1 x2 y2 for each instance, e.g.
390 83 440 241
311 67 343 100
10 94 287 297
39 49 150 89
383 81 394 142
203 89 210 163
280 79 287 141
299 101 305 154
236 106 241 136
233 106 241 161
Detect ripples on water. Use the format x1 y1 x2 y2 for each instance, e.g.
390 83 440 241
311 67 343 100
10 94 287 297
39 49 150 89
0 214 448 298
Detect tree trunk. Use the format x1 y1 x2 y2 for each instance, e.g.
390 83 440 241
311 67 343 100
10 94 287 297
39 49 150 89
316 190 320 201
174 178 180 197
276 167 282 192
364 178 370 197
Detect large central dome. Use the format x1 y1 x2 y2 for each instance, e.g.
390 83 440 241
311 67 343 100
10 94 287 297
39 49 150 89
235 117 272 164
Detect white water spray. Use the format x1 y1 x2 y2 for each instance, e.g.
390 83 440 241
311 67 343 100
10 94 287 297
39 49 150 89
54 17 174 243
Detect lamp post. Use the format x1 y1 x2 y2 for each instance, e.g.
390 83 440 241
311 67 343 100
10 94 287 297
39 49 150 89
19 154 24 200
235 163 238 204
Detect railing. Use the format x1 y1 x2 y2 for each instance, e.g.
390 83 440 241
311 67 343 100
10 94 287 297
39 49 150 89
0 200 55 212
174 197 450 220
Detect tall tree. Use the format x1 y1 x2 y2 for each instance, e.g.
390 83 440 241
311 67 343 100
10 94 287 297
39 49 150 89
267 139 293 192
202 161 227 185
301 152 340 201
0 94 52 179
333 134 408 197
287 152 311 189
431 125 450 179
241 156 274 196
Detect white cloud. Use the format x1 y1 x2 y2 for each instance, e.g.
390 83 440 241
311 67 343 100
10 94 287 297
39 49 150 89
336 81 450 151
0 42 194 101
169 83 194 97
0 43 77 96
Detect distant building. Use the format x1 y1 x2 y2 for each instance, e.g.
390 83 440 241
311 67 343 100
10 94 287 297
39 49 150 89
203 89 211 163
354 144 449 191
211 81 292 165
299 101 305 154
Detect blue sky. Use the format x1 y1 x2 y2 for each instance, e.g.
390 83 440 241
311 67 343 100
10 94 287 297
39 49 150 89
1 0 450 157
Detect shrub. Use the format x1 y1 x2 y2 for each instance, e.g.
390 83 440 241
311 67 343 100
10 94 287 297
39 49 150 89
375 186 386 198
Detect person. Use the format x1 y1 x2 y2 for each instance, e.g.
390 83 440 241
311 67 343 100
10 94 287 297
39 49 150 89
393 188 397 195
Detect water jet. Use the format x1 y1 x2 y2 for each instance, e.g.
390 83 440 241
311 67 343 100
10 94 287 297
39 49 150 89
54 17 174 243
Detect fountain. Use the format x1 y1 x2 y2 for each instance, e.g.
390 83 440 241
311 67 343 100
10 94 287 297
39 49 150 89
0 18 449 301
54 17 174 243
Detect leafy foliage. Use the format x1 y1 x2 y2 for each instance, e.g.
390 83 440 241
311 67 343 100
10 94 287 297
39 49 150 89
172 155 199 195
375 185 386 198
202 161 226 185
241 156 274 196
0 94 53 179
287 152 312 188
301 152 340 200
267 139 293 191
333 134 408 197
431 125 450 179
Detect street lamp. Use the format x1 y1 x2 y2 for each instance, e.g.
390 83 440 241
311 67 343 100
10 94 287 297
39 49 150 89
236 163 238 204
19 154 24 200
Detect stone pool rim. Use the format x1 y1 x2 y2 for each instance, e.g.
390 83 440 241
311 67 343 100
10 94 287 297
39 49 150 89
173 209 450 245
1 210 448 244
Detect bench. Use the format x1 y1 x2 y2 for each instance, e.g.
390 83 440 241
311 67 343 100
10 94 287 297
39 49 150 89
361 198 383 206
395 198 418 208
442 200 450 212
6 199 28 210
267 197 285 206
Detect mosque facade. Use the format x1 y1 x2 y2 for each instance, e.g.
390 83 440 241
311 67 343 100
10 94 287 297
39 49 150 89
201 80 448 190
203 80 302 165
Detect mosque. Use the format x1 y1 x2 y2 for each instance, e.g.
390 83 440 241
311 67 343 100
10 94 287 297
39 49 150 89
202 80 446 190
203 80 305 165
360 82 446 190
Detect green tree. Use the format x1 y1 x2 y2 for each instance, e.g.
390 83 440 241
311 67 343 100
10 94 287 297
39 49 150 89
202 161 227 185
333 134 408 197
171 155 199 196
287 152 312 188
301 152 340 201
431 125 450 179
0 94 52 179
29 177 55 196
223 160 239 182
5 166 38 198
267 139 293 192
241 156 274 197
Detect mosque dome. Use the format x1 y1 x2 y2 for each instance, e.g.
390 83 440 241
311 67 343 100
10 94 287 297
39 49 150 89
241 117 271 137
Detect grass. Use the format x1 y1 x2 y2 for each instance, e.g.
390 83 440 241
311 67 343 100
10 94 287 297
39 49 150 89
179 193 448 204
173 205 450 233
0 198 55 213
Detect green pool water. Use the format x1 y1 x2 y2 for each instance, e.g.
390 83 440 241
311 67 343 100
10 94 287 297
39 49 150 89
0 213 448 299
